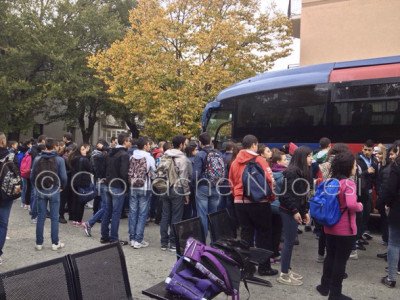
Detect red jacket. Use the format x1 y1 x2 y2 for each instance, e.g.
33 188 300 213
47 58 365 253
229 149 275 204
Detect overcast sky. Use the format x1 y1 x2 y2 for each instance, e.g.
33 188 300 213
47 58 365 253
264 0 300 70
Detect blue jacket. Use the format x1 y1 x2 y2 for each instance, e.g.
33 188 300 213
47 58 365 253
193 146 224 186
30 151 68 191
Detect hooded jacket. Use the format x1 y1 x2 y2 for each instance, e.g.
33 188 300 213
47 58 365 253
228 149 274 204
165 148 192 195
131 149 156 190
385 160 400 227
30 151 68 191
105 146 129 189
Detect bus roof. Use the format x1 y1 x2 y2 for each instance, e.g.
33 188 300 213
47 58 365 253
214 55 400 102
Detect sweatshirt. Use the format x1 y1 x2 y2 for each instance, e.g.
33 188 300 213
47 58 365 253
228 149 274 204
165 149 192 195
324 179 363 236
131 149 156 190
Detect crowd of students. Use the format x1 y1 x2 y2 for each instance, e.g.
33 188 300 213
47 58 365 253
0 131 400 299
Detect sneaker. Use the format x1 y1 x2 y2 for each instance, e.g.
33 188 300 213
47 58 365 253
100 237 110 244
258 267 278 276
169 245 177 252
362 232 373 240
289 269 303 280
377 253 387 259
31 218 37 224
24 204 29 210
277 272 303 286
349 250 358 260
85 202 93 209
161 245 168 251
35 244 43 251
82 222 92 237
133 240 149 249
356 242 366 251
381 276 396 288
59 216 67 224
52 242 65 251
317 255 325 263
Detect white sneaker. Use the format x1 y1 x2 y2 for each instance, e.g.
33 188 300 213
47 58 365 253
317 255 325 263
31 218 37 224
52 242 65 251
277 272 303 286
130 240 136 247
133 240 149 249
350 250 358 260
289 269 303 280
35 244 43 251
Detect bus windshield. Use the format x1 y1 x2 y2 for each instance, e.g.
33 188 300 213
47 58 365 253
206 110 233 145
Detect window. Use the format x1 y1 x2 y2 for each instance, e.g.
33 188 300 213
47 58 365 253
105 129 126 143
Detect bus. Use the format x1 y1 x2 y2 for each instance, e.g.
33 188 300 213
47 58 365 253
202 55 400 151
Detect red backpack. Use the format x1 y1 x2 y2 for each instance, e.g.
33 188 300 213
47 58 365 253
20 152 32 179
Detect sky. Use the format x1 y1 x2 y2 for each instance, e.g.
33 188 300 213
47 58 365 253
263 0 301 70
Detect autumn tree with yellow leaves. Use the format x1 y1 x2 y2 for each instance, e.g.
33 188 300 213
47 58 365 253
90 0 292 140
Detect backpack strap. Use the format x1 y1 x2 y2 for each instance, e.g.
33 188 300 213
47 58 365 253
242 158 258 202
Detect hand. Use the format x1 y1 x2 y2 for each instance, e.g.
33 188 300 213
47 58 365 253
293 213 302 224
184 195 190 205
303 213 310 224
367 167 375 174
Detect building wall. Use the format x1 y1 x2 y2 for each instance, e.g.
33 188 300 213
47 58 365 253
300 0 400 65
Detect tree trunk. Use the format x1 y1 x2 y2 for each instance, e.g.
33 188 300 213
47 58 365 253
124 115 140 138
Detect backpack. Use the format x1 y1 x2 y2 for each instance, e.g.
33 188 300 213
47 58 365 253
152 155 178 194
0 154 22 200
34 156 59 192
203 149 225 185
128 157 147 188
20 152 32 179
309 179 344 226
166 238 240 300
242 158 271 202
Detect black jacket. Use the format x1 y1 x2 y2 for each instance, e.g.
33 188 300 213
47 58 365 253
280 167 311 217
105 147 129 189
385 160 400 227
70 155 93 189
356 153 377 192
91 149 107 180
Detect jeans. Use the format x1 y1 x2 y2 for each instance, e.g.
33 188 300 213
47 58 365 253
36 192 61 245
280 211 299 273
160 188 184 246
235 203 273 270
321 234 355 296
388 225 400 281
0 199 14 256
101 187 125 242
21 178 28 205
128 189 151 243
30 187 38 219
195 185 220 236
87 183 107 227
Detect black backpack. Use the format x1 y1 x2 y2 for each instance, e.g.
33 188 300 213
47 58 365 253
0 154 22 201
34 156 59 192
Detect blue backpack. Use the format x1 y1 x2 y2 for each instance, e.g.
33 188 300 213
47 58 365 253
242 158 271 202
309 179 344 226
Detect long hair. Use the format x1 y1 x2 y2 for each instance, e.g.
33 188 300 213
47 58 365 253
286 146 312 182
331 151 355 179
68 143 90 168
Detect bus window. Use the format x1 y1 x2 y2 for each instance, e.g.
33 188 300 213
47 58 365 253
205 110 232 142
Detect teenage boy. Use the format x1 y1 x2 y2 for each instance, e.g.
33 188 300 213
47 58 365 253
229 134 277 276
31 138 67 250
101 133 131 245
128 137 155 248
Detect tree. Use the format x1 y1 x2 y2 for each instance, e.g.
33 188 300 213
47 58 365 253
90 0 292 140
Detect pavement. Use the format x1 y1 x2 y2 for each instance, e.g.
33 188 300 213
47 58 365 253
1 202 399 300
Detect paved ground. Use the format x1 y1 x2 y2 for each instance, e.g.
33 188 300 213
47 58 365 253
1 203 399 300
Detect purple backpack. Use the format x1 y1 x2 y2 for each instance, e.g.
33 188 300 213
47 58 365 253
166 238 240 300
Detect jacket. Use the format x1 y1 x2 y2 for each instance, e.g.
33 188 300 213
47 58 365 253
279 167 311 217
70 155 93 189
324 179 363 236
105 146 129 190
356 152 378 192
165 149 192 195
385 160 400 227
91 149 107 180
131 149 156 190
193 146 225 186
228 149 274 204
30 151 68 191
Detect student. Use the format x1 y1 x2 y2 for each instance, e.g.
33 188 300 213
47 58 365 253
316 152 363 299
229 135 277 276
128 137 155 249
278 146 313 285
30 138 67 251
159 135 192 251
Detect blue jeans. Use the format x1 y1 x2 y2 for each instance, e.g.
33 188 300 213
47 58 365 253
36 192 61 245
0 199 14 256
101 187 125 242
129 189 151 242
21 178 28 205
195 185 220 236
87 183 107 227
30 186 38 219
388 225 400 281
280 211 298 273
160 188 184 246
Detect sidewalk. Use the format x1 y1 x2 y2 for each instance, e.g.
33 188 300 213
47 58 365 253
2 203 398 299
